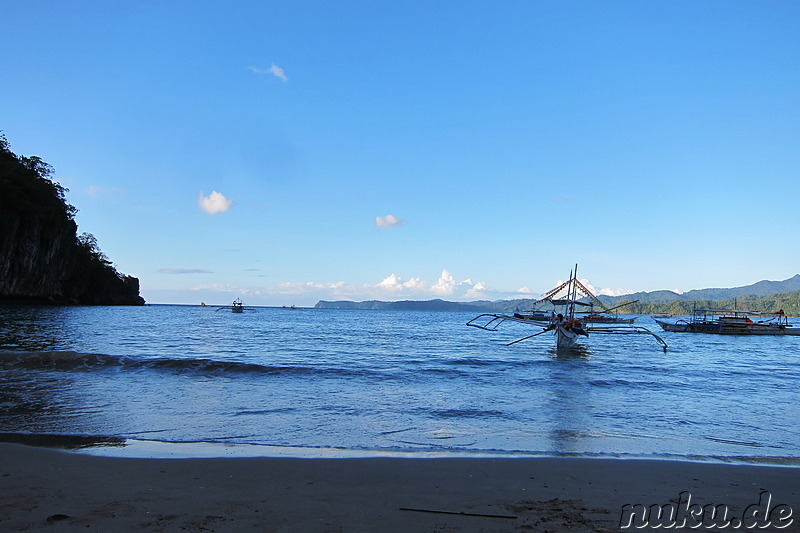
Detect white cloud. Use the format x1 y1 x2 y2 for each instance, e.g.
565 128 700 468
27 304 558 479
598 287 635 297
269 64 288 81
375 214 404 228
403 277 426 290
464 281 489 300
249 63 288 82
375 274 430 294
431 269 456 296
560 278 634 298
170 270 542 307
378 273 404 290
198 191 233 214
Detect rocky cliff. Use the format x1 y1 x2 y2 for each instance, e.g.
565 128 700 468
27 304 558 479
0 135 144 305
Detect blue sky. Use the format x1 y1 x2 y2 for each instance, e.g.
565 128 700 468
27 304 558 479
3 1 798 306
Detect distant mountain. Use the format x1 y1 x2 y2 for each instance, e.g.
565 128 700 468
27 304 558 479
596 290 683 306
315 274 800 311
597 274 800 306
681 274 800 300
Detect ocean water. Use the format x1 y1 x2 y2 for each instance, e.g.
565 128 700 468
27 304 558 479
0 304 798 462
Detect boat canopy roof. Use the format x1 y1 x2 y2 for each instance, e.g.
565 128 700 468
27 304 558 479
550 299 593 307
698 308 778 316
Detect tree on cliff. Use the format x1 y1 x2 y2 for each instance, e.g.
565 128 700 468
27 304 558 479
0 133 144 305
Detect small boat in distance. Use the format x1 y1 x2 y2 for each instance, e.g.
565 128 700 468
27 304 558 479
214 298 248 313
513 310 553 322
581 301 639 324
653 307 800 335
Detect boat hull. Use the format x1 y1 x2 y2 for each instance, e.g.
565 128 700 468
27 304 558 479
583 316 636 324
555 326 582 348
653 319 800 335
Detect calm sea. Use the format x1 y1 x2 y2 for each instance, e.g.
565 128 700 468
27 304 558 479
0 305 798 462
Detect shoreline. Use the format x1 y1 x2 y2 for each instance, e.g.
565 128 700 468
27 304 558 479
1 443 799 532
3 432 800 466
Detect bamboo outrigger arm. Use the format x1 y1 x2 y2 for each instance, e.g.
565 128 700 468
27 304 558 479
467 313 550 331
587 325 668 351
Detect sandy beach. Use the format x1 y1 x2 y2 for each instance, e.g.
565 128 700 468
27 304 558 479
1 443 798 532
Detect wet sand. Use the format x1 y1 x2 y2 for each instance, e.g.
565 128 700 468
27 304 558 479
1 443 798 532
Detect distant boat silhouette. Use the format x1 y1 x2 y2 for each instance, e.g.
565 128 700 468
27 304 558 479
214 298 247 313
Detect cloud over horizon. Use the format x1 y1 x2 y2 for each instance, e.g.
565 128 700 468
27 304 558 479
198 191 233 214
149 269 638 307
375 214 404 228
214 269 533 305
159 268 213 274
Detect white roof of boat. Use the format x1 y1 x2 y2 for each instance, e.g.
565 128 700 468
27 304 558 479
550 299 593 306
702 308 772 316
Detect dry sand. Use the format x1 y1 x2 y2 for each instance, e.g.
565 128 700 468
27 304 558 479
1 443 798 532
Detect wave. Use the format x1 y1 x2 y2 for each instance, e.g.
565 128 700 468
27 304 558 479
405 407 511 420
3 432 798 464
431 408 506 419
0 350 379 379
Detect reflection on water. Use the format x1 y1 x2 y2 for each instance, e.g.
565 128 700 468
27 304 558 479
547 344 591 359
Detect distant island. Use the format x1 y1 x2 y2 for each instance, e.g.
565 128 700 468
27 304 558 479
0 134 144 305
315 275 800 316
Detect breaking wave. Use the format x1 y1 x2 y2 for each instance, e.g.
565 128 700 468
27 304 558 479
0 350 378 379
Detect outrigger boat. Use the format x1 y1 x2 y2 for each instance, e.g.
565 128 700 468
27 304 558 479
214 297 247 313
468 265 668 351
653 307 799 335
581 301 639 324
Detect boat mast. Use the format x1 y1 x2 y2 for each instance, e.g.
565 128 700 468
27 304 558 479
569 264 578 321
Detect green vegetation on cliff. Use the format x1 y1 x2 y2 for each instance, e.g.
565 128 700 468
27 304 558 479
606 292 800 317
0 133 144 305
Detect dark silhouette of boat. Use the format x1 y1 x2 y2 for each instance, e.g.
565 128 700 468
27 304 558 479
653 307 799 335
